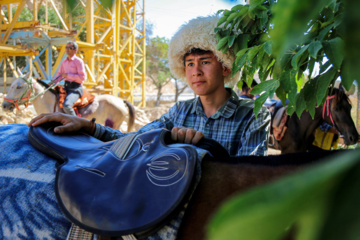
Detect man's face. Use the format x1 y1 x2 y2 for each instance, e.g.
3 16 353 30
65 44 76 58
184 52 230 96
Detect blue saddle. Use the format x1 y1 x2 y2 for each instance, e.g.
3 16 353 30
28 122 228 238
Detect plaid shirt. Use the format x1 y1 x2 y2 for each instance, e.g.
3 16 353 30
93 88 270 157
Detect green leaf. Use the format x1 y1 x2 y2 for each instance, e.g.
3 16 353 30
247 46 261 63
217 16 228 27
235 48 249 59
317 24 334 41
225 12 240 26
217 36 229 51
279 70 297 112
234 34 251 54
308 40 322 58
340 61 356 91
279 70 297 92
256 45 265 66
237 80 244 91
308 58 316 77
295 90 306 118
316 67 337 105
233 50 248 76
264 41 272 55
275 85 287 107
254 93 268 117
231 4 244 12
251 79 280 95
303 80 318 118
249 0 267 11
322 37 344 70
291 45 309 70
228 35 236 47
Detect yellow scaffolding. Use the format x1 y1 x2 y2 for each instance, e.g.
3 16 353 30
0 0 146 107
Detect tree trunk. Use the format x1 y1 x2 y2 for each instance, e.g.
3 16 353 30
156 85 162 106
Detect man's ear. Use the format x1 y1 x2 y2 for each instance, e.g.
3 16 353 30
223 67 231 77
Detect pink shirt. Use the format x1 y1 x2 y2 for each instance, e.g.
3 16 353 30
56 55 86 84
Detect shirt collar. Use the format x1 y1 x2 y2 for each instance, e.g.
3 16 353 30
67 55 77 61
190 88 240 119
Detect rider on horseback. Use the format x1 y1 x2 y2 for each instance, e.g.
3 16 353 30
54 41 86 116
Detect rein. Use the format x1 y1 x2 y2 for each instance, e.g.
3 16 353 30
4 76 61 110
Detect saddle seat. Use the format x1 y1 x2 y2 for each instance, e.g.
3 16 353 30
28 122 229 238
54 85 95 111
265 99 289 145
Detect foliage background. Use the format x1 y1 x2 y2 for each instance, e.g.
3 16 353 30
208 0 360 239
215 0 360 118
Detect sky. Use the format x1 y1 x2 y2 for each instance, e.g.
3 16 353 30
145 0 245 39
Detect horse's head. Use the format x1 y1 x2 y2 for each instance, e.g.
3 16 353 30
2 72 33 112
327 87 359 145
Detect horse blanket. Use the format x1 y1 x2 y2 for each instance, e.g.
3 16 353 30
0 124 207 240
0 124 71 239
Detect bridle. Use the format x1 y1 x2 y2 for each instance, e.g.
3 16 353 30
4 76 35 110
4 76 60 110
322 94 339 131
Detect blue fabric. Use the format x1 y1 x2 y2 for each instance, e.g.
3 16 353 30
93 88 270 156
0 124 71 240
319 121 333 132
239 94 252 99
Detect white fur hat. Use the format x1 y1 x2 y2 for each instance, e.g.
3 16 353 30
168 15 240 86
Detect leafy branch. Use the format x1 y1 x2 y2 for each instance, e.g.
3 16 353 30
215 0 358 118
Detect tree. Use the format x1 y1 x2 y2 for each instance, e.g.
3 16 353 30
215 0 359 119
174 78 190 102
146 36 172 106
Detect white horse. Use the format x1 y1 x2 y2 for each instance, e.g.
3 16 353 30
2 72 136 132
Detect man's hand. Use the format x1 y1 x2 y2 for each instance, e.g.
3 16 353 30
171 127 204 145
61 73 68 78
28 112 95 135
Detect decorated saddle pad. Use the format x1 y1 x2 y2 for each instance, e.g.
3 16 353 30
28 122 229 239
0 124 228 240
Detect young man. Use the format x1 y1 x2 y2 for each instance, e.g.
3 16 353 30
54 41 86 116
29 15 270 156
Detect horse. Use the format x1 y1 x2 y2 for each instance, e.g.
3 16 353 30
0 124 347 240
268 87 359 153
1 72 136 132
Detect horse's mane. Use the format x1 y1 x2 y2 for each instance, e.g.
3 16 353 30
207 150 348 166
36 79 57 95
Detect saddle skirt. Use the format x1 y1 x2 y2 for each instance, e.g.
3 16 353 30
28 123 229 238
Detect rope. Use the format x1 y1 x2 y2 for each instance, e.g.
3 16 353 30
322 95 337 129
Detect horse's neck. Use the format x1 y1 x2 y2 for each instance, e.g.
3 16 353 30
31 81 56 114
